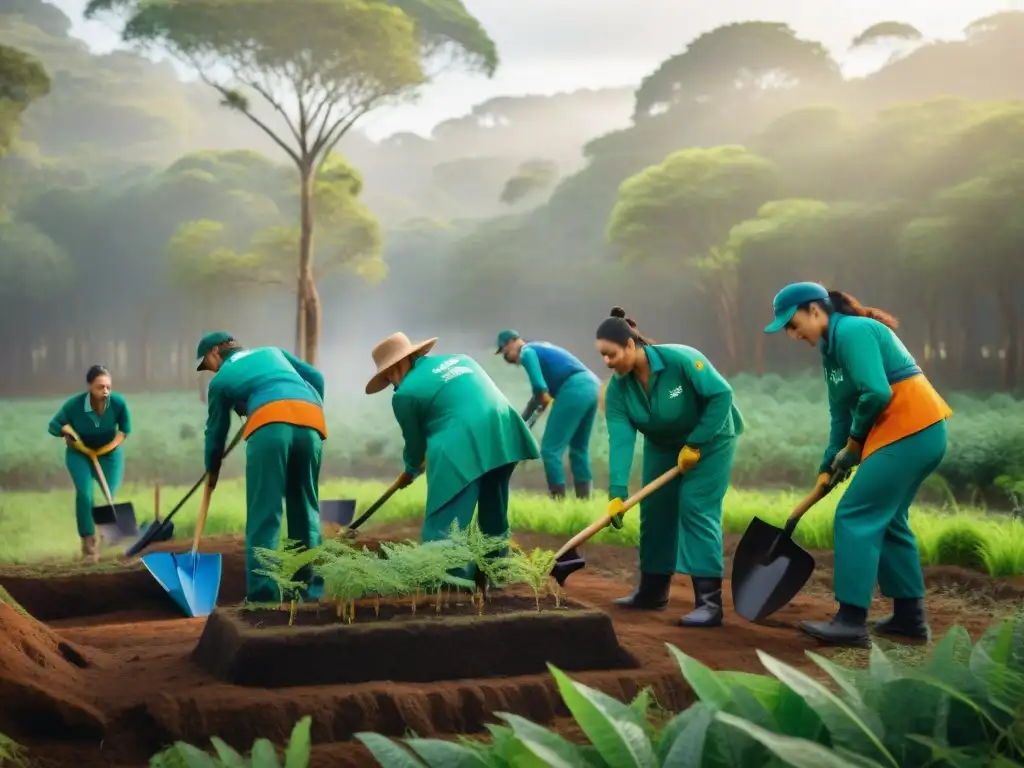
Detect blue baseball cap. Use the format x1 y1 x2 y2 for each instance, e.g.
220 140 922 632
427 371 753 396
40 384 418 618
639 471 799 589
495 329 519 353
195 331 234 370
765 283 829 333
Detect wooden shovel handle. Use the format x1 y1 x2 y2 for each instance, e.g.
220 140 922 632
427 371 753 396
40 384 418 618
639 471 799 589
90 454 116 509
192 481 214 555
554 466 681 560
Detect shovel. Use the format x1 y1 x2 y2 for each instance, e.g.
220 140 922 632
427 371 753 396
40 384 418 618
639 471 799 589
124 425 245 557
61 427 138 546
141 480 222 618
344 471 414 537
731 469 850 623
550 465 682 586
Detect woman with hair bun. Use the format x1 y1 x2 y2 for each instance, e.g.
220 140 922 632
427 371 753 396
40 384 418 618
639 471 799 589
766 282 952 648
596 307 744 628
47 365 132 562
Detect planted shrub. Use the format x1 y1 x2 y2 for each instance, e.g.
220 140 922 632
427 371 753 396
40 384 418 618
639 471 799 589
934 521 989 571
149 715 311 767
250 520 566 624
356 613 1024 767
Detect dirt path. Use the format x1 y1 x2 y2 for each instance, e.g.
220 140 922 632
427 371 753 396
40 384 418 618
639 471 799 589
0 526 1020 767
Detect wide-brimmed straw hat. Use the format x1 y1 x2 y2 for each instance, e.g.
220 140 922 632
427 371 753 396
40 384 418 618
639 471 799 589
365 332 438 394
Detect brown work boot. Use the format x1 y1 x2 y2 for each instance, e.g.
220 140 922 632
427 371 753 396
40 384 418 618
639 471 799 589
81 535 99 564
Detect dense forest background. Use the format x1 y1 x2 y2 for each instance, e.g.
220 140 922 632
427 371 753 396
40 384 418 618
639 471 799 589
2 1 1023 397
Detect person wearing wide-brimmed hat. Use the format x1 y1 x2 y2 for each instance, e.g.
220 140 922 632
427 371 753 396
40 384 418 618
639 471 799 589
195 331 328 603
367 333 540 578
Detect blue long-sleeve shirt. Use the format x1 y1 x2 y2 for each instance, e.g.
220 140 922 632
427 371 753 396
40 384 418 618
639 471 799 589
519 341 597 398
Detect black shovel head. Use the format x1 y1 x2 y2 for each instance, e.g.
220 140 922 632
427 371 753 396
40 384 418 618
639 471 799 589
92 503 139 545
124 518 175 558
551 547 587 586
731 516 815 623
320 499 356 527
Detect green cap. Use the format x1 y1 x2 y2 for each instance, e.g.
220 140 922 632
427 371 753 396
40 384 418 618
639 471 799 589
495 329 519 354
195 331 234 371
765 283 829 333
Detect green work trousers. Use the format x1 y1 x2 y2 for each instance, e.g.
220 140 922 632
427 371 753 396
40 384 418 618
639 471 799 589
422 462 516 581
541 373 599 488
833 419 947 609
638 436 734 577
66 447 124 537
244 423 323 603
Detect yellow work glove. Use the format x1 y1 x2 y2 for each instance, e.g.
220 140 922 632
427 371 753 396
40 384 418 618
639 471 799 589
607 497 625 530
677 445 700 473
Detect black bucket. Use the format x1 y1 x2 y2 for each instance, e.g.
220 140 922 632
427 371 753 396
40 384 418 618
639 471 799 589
320 499 357 527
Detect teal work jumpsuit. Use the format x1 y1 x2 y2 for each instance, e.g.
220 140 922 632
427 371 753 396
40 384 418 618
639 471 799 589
518 341 601 496
204 346 327 602
48 393 132 538
605 345 743 578
818 315 952 611
392 354 540 578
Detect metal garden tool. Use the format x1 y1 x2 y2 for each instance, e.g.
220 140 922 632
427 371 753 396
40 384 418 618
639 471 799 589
550 465 682 586
320 499 356 527
62 426 139 546
731 468 850 623
345 463 424 537
124 425 244 557
141 479 222 618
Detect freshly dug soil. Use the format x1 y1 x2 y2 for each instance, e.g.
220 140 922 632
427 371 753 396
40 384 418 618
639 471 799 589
194 594 637 687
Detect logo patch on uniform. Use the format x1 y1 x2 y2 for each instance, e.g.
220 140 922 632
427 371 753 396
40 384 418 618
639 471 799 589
668 385 683 398
694 361 704 371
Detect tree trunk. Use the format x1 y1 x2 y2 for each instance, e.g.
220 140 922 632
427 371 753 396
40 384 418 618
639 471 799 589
297 163 321 364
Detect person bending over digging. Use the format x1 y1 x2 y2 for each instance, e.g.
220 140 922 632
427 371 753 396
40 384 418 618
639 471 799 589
47 365 132 563
196 331 327 604
765 282 952 648
366 333 540 581
495 329 601 500
596 307 744 628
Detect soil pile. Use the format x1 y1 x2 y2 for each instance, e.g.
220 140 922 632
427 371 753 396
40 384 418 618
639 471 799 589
0 601 105 739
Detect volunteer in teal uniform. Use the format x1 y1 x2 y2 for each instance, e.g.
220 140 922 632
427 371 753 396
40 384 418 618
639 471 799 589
766 283 953 647
495 329 601 499
366 332 540 579
196 332 328 603
47 365 132 562
596 307 744 627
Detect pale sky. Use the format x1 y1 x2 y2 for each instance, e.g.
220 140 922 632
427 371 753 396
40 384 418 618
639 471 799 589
53 0 1014 139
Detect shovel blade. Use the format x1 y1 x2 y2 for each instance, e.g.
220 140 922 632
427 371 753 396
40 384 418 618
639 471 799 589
141 553 192 616
92 502 139 545
174 552 222 618
731 516 815 623
550 547 587 586
320 499 356 527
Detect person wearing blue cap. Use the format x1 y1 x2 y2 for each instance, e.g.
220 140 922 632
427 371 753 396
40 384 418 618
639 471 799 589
765 283 952 647
596 307 744 628
495 329 601 499
195 331 328 603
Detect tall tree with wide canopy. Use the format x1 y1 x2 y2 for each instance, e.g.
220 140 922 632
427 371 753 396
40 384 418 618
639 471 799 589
0 42 50 156
85 0 497 363
606 145 777 369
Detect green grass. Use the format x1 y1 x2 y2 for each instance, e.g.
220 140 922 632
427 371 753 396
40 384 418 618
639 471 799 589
4 368 1024 502
3 477 1023 577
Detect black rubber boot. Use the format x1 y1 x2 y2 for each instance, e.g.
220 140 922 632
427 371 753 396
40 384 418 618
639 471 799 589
799 603 871 648
871 598 930 642
614 573 671 610
549 484 566 500
574 481 593 500
679 576 724 627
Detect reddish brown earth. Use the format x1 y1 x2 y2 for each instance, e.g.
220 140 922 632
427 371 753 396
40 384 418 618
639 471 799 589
0 524 1020 768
